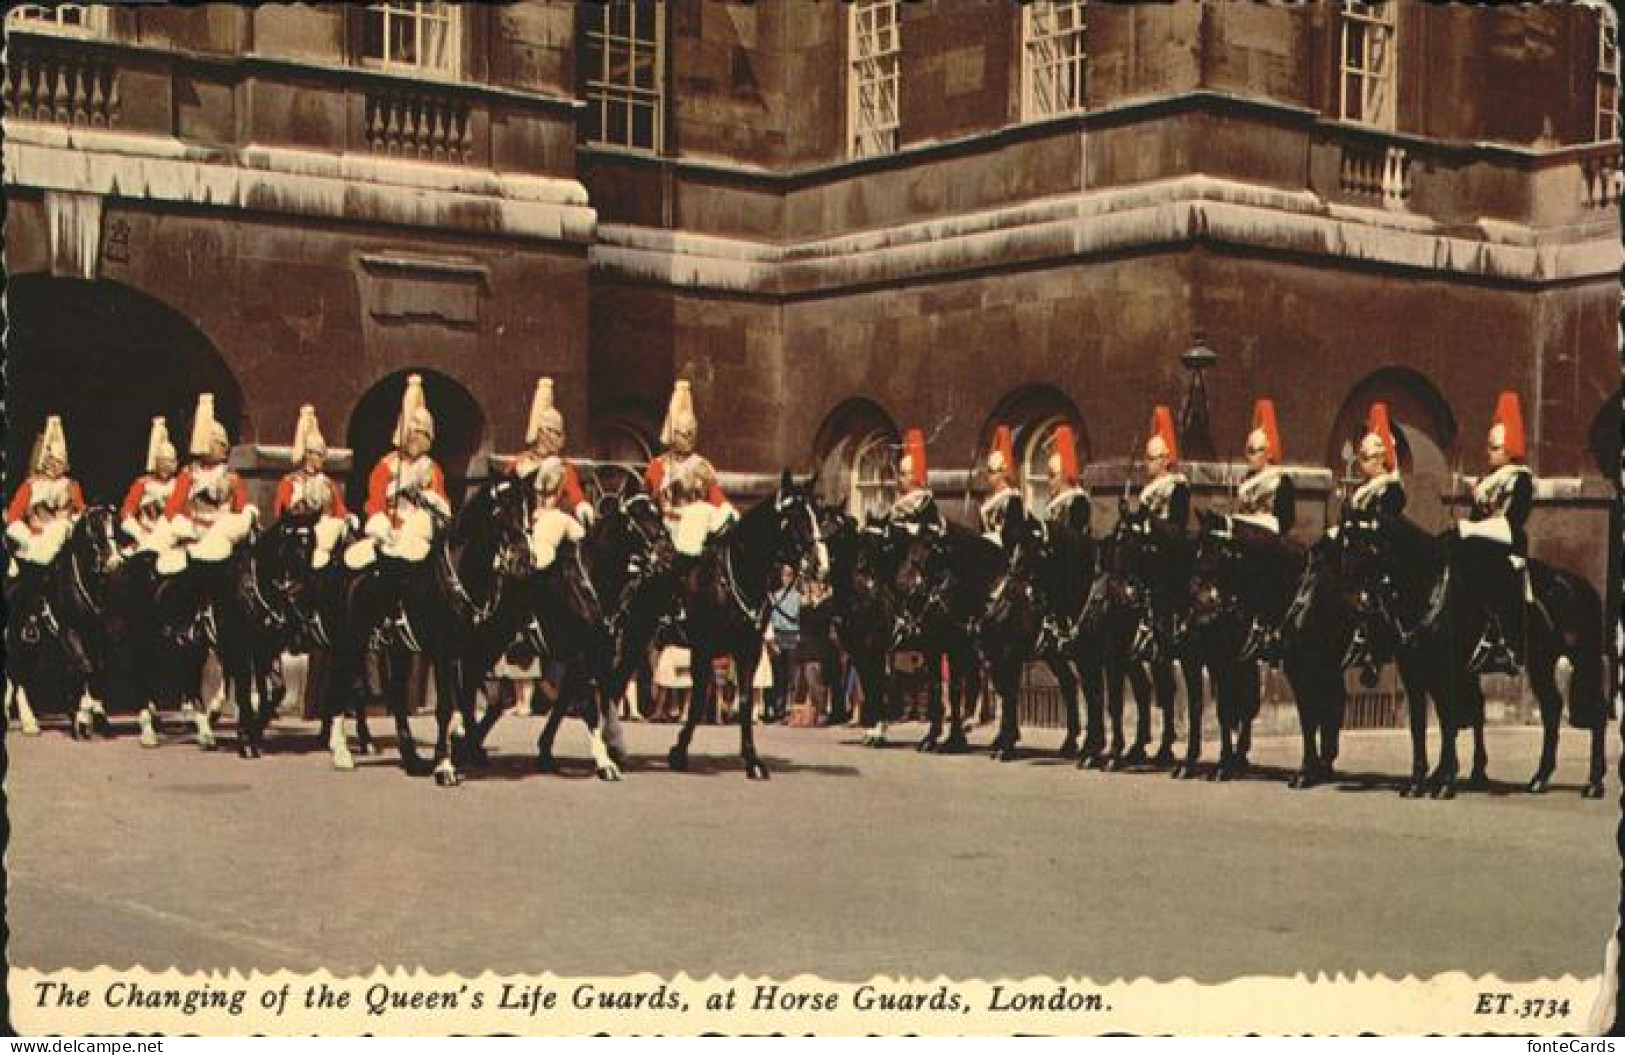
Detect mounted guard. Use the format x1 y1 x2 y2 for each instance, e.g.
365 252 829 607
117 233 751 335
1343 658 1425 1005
1041 424 1090 535
120 417 179 552
1346 402 1405 519
515 377 594 571
979 424 1021 543
888 427 938 530
1414 391 1535 676
7 415 87 571
645 379 735 559
273 405 351 570
160 394 256 573
1138 405 1190 530
346 374 451 572
1233 398 1295 536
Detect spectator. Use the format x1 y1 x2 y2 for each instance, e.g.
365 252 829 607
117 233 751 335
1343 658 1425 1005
795 580 837 721
765 565 801 722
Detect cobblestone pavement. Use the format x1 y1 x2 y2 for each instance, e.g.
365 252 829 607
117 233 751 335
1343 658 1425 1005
4 713 1617 982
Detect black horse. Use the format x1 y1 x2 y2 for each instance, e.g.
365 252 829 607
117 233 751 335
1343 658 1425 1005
888 512 1008 754
818 508 910 747
1337 512 1608 799
4 507 126 739
994 498 1108 763
664 471 828 779
323 477 535 785
470 489 673 778
1185 511 1307 780
1092 504 1201 771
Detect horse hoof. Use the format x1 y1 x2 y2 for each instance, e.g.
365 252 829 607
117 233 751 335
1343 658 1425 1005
1434 784 1457 801
535 755 559 774
746 761 771 781
198 735 218 751
21 720 41 737
1207 767 1225 783
358 740 381 757
997 748 1017 763
667 748 688 773
333 750 356 772
1076 754 1098 771
596 765 622 782
1058 738 1080 759
608 747 630 769
1151 748 1176 768
139 729 159 748
916 737 937 753
434 770 461 788
1526 778 1549 795
1583 782 1605 800
941 737 970 755
1288 772 1310 790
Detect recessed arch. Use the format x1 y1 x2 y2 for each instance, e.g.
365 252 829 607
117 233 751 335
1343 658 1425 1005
812 397 901 519
343 369 485 512
1328 367 1458 531
4 275 243 505
980 385 1089 511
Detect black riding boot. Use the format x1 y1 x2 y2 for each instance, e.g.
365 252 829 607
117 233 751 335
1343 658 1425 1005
1469 557 1526 677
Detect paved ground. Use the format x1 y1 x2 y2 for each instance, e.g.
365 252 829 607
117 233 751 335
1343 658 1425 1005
4 713 1618 982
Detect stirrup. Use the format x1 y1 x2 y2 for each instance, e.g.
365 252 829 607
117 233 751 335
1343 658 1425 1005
1130 621 1161 663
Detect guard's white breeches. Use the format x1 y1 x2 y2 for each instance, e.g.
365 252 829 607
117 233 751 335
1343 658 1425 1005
529 508 585 570
363 508 434 563
671 502 736 557
6 519 70 565
1233 512 1281 534
1458 516 1512 545
187 508 257 562
312 515 346 570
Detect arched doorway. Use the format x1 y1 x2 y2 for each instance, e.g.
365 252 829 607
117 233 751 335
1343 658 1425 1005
5 275 243 505
811 398 900 521
1328 369 1458 532
981 385 1088 511
343 370 485 512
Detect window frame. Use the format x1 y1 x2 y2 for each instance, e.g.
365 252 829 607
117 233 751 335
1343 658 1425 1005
847 431 898 521
1597 9 1619 144
358 2 463 80
581 0 667 155
1337 1 1398 130
4 4 108 38
847 0 901 160
1021 0 1088 122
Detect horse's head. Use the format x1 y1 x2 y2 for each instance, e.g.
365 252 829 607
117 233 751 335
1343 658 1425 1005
460 474 536 582
262 508 321 572
72 506 124 577
600 489 675 574
1333 512 1393 619
769 469 829 582
1189 510 1245 628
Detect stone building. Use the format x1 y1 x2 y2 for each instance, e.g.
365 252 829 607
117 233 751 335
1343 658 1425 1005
4 0 1620 594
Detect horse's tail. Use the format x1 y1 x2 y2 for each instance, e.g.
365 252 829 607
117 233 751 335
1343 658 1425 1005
1552 567 1609 731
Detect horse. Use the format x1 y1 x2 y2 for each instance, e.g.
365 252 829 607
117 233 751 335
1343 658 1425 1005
664 471 828 779
817 507 909 747
4 507 126 739
322 476 535 786
1336 512 1608 799
466 489 673 779
986 497 1107 763
887 510 1008 754
1090 504 1201 771
1185 511 1307 780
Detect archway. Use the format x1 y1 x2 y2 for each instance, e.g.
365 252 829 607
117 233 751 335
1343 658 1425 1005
981 385 1089 511
343 370 485 512
812 398 900 520
5 275 243 505
1328 368 1457 532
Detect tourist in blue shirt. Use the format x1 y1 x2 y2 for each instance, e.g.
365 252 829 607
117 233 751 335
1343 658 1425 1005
766 564 801 722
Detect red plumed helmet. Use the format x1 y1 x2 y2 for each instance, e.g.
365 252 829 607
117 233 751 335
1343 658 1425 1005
1365 402 1398 473
1050 424 1080 485
1492 390 1526 463
1147 405 1179 467
988 425 1017 480
1250 398 1283 464
901 428 928 488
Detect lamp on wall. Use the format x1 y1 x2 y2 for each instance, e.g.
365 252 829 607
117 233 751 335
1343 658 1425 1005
1178 336 1218 462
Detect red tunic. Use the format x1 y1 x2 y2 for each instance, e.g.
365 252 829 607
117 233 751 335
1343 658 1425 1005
364 453 448 522
273 471 349 519
163 465 248 520
7 477 86 531
644 454 726 510
509 456 588 511
121 475 176 523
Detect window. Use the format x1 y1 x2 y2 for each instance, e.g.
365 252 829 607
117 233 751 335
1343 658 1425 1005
848 432 898 520
582 1 665 152
1598 9 1618 143
361 2 460 77
1020 419 1073 511
1022 1 1087 120
848 0 900 159
4 4 106 36
1338 2 1396 129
